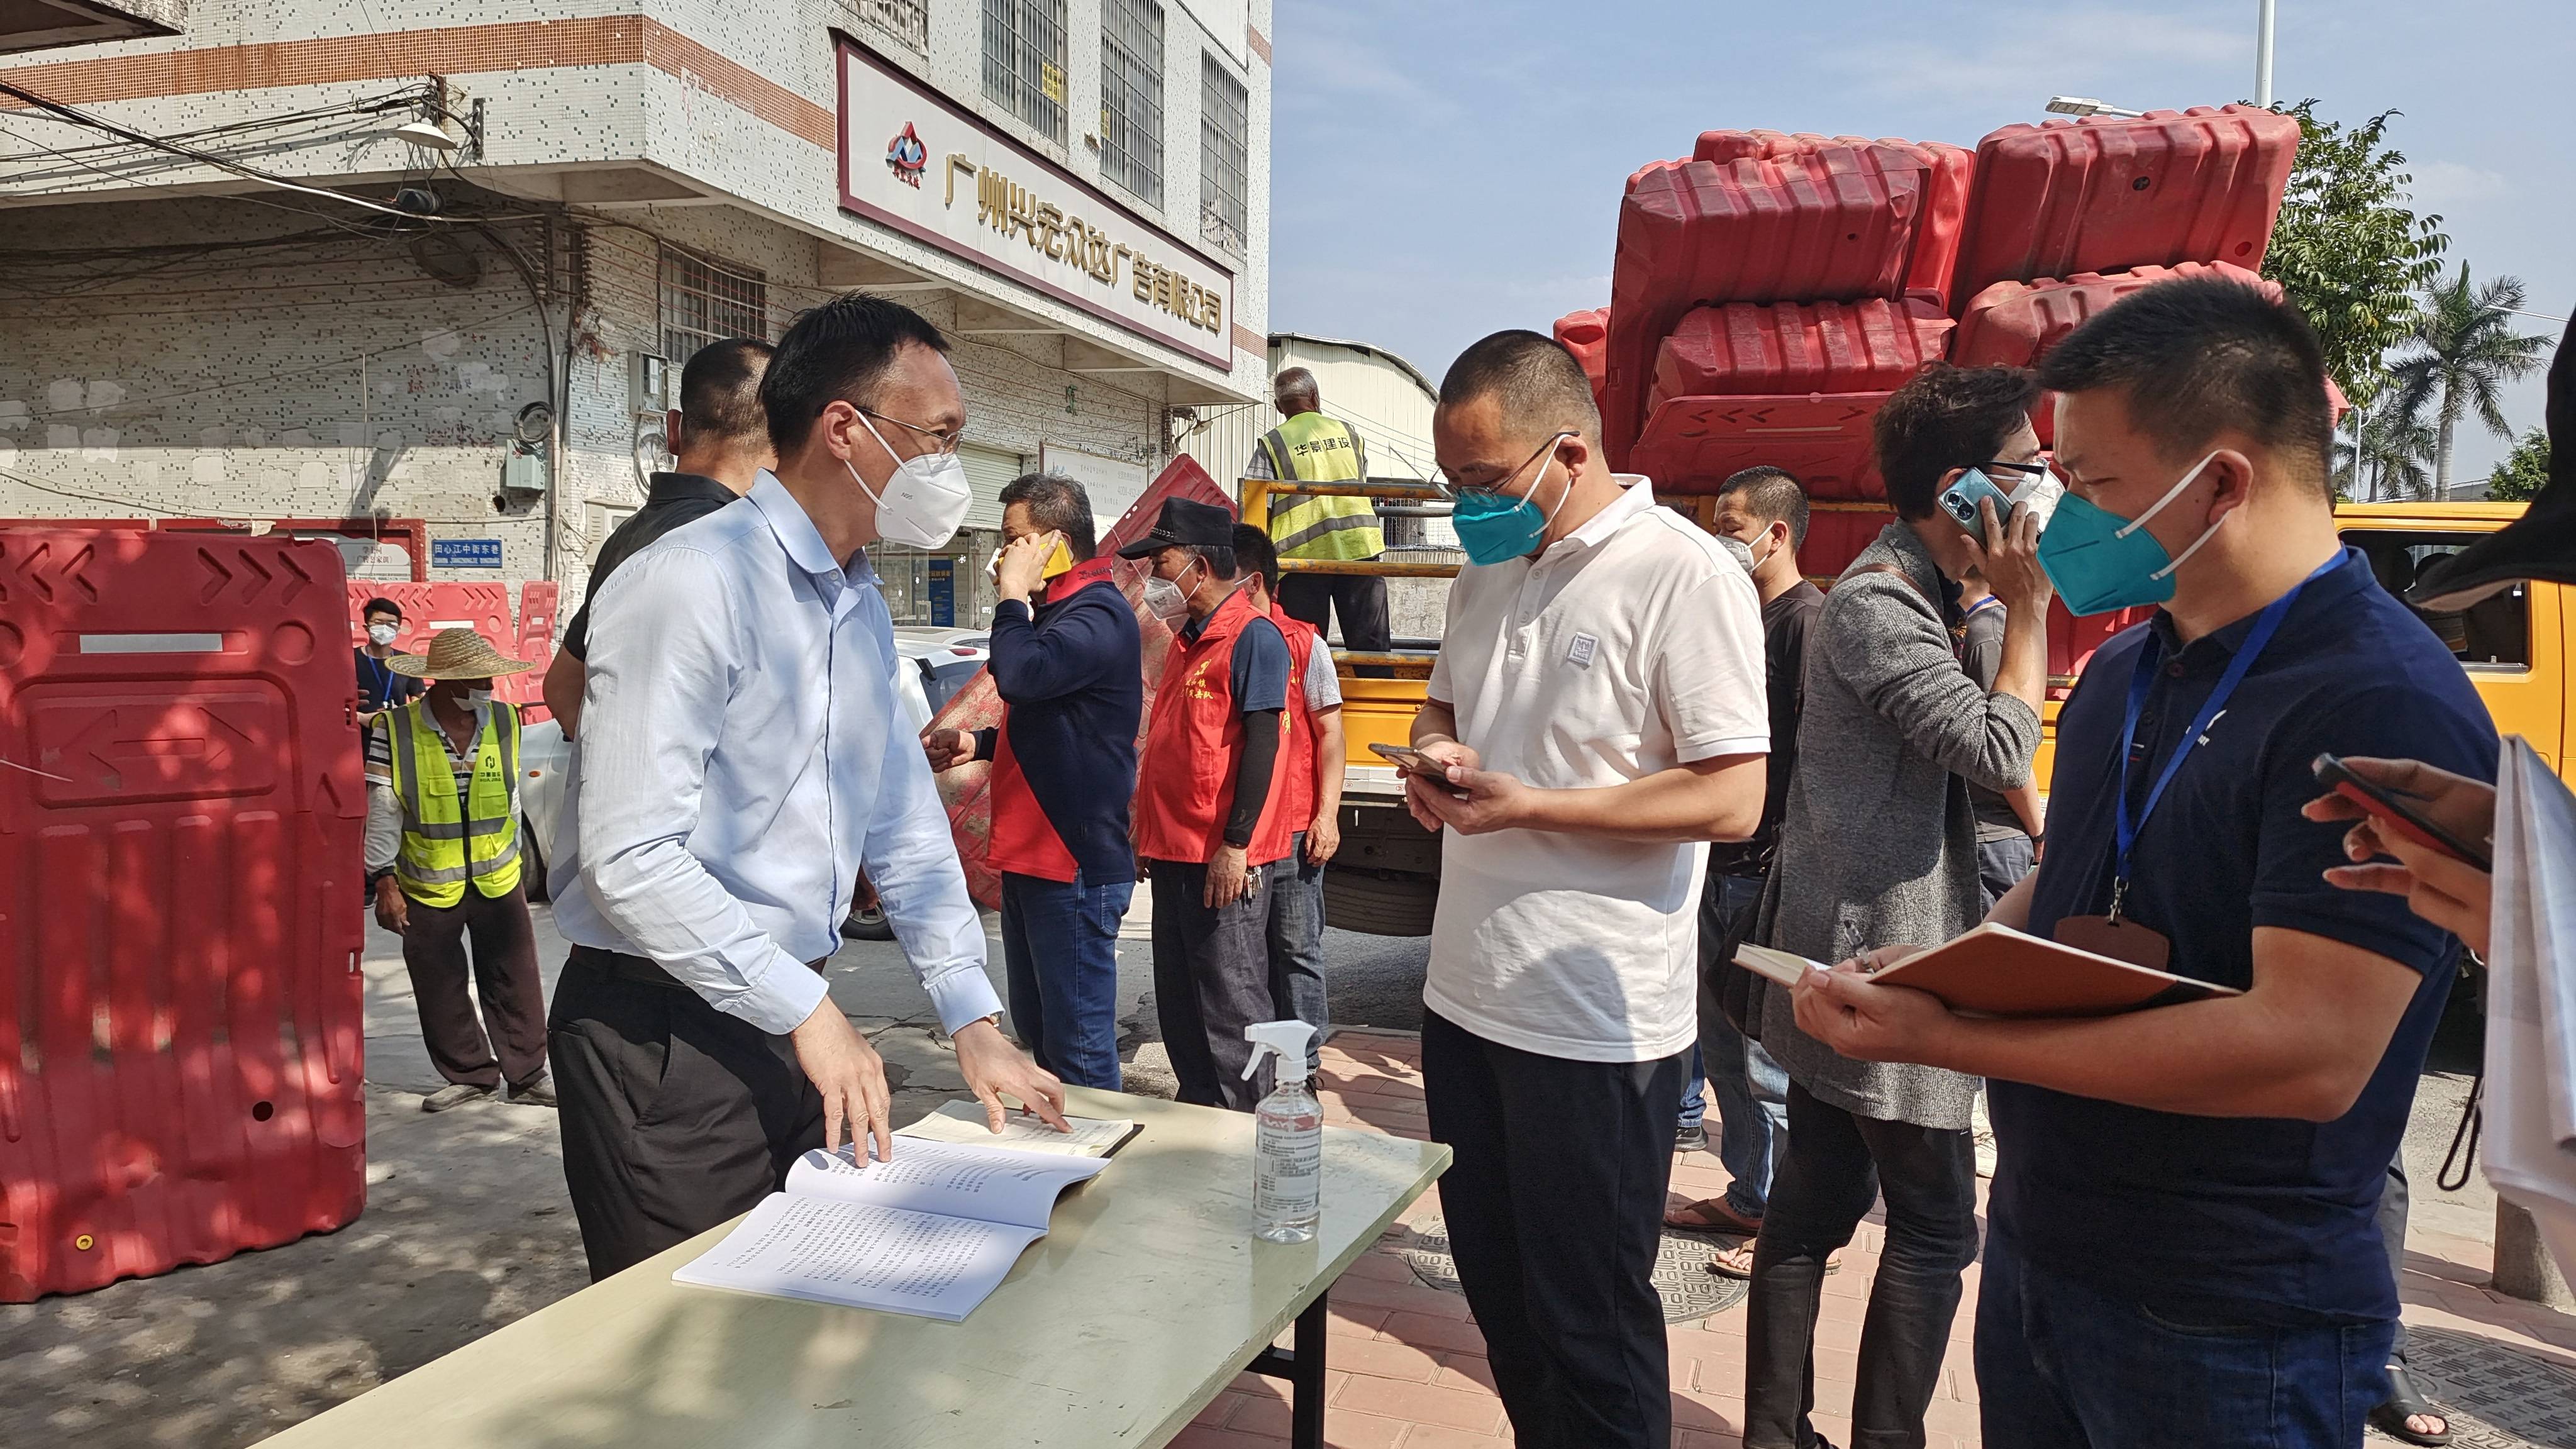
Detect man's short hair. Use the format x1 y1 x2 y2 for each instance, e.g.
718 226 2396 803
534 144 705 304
1231 523 1282 597
1438 330 1602 445
997 471 1098 560
758 292 951 456
1717 465 1811 549
1274 366 1319 407
1874 362 2043 519
362 596 402 622
679 338 774 446
1184 543 1238 580
2038 275 2335 494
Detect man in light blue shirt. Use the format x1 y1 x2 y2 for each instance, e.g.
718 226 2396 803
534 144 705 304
548 295 1067 1281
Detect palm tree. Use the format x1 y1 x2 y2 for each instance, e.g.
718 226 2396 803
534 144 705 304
2335 404 2438 501
2387 264 2549 498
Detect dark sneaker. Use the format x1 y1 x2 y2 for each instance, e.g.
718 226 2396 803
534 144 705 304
422 1082 496 1113
1675 1121 1707 1153
509 1075 559 1109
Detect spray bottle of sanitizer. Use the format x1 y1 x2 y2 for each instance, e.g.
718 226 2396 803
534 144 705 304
1241 1020 1321 1243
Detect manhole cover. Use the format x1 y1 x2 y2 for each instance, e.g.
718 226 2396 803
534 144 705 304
1400 1217 1750 1323
2377 1326 2576 1448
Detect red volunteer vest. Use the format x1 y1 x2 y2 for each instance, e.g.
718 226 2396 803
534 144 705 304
1272 606 1322 833
1133 587 1296 867
985 559 1123 883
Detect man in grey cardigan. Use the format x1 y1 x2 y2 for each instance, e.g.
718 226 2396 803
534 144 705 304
1742 363 2053 1449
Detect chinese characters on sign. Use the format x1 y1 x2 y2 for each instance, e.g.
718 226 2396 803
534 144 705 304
835 33 1236 368
431 538 504 569
950 156 1224 336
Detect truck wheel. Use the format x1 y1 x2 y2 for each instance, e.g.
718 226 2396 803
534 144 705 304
1322 870 1439 937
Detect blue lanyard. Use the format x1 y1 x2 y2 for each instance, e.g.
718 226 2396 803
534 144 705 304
364 653 396 704
2109 555 2340 914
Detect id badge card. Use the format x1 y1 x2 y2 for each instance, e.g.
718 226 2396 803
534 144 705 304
2054 879 2173 973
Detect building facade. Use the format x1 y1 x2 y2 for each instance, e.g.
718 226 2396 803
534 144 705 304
0 0 1273 624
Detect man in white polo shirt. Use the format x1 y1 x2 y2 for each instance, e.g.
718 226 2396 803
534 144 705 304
1409 330 1769 1448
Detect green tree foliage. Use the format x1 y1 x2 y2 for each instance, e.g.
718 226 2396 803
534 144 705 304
2262 103 2449 408
2334 404 2437 501
2487 428 2551 502
2389 265 2550 498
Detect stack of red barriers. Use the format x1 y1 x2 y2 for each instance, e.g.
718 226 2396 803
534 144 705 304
1563 104 2304 691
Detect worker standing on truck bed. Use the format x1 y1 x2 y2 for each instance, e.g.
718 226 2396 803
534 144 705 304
1792 277 2499 1449
1409 330 1768 1449
1246 367 1394 677
1123 497 1297 1111
365 628 554 1113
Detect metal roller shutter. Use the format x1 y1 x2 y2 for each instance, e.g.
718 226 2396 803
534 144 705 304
958 441 1023 530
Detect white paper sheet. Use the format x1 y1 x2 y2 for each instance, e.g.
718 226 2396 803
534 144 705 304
2482 736 2576 1279
783 1136 1108 1232
894 1102 1139 1157
670 1194 1045 1323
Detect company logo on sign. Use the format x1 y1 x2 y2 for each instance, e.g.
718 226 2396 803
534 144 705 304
885 121 927 187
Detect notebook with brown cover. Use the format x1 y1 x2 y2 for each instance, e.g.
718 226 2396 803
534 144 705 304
1736 923 2241 1018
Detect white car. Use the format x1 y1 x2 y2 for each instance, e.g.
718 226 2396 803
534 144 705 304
515 626 992 908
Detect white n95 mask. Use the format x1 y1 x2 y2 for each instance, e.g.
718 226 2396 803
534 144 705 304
849 413 974 550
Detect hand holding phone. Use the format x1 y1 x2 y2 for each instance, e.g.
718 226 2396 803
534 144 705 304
2309 753 2494 872
1938 468 2016 536
1372 741 1468 797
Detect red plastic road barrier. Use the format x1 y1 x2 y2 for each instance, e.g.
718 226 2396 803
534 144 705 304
1953 261 2284 444
1950 106 2301 311
0 528 369 1301
343 582 517 663
1553 308 1611 418
1692 130 1974 306
1631 392 1892 501
1650 297 1954 411
926 455 1230 910
496 582 558 717
1606 141 1950 467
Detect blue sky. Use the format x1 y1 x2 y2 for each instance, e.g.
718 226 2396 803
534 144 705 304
1267 0 2573 479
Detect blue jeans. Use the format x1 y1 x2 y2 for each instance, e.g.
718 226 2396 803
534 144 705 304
1977 1231 2394 1448
1265 833 1328 1074
1689 872 1790 1218
998 870 1130 1091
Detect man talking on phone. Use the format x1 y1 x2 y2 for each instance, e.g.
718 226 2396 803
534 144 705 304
924 472 1141 1092
1789 278 2497 1446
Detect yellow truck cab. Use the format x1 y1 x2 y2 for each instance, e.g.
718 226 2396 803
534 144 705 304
1246 480 2548 936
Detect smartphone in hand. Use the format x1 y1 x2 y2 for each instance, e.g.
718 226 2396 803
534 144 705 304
1938 468 2016 536
1372 741 1467 796
2312 753 2494 872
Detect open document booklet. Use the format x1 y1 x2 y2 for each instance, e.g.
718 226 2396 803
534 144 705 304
673 1109 1136 1321
1735 922 2243 1018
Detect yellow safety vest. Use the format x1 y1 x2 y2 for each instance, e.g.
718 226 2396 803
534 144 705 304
380 699 523 908
1260 413 1384 562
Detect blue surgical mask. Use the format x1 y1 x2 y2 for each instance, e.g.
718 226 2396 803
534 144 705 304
2037 450 2226 616
1451 442 1569 567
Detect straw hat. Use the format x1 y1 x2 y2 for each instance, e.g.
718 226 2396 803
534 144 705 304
385 627 535 679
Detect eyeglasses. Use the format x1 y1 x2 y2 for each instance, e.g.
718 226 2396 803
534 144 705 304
1435 431 1573 499
860 408 966 457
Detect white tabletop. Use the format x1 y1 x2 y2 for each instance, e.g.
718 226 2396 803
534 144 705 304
259 1086 1450 1448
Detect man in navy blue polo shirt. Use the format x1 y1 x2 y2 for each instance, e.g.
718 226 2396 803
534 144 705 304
1788 277 2498 1446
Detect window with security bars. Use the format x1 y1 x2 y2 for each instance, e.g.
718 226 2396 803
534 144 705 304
841 0 928 55
658 245 769 366
1199 55 1249 256
982 0 1069 143
1099 0 1165 208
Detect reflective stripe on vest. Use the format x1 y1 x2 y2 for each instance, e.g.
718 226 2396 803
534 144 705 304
1262 414 1383 562
387 699 523 906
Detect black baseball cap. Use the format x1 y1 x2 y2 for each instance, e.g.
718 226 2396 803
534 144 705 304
2411 315 2574 611
1116 497 1238 558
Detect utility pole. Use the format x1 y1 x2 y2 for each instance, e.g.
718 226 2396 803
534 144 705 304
2255 0 2277 107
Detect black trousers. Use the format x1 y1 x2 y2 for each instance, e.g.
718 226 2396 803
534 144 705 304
1278 570 1392 677
1148 859 1275 1111
401 882 548 1092
548 947 824 1282
1746 1082 1979 1449
1423 1009 1687 1449
2380 1155 2412 1365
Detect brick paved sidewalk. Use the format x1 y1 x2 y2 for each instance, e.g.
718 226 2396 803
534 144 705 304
1175 1030 2576 1449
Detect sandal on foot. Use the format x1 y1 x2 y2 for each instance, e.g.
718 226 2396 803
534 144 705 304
1706 1243 1843 1280
1663 1196 1762 1234
2368 1365 2450 1446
